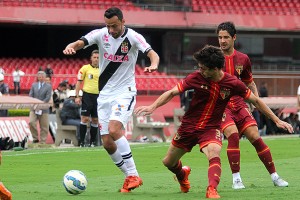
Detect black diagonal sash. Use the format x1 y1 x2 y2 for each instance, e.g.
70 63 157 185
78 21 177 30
98 37 132 92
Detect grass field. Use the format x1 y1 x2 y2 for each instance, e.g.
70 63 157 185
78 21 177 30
1 136 300 200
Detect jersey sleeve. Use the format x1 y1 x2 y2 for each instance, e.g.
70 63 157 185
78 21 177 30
177 73 196 93
234 78 252 100
240 56 253 84
81 29 102 48
77 65 87 81
131 30 152 54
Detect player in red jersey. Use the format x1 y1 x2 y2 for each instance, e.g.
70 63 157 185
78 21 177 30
217 21 289 189
134 45 293 199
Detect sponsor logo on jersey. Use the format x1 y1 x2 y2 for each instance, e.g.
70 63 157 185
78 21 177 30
200 84 208 89
103 34 109 42
121 42 129 53
220 88 231 99
235 64 243 75
104 53 129 62
103 43 111 49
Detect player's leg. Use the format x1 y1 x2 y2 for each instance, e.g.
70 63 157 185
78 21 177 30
244 126 288 187
79 94 92 147
162 142 190 192
29 111 39 142
97 97 131 192
109 94 142 191
89 95 99 147
89 118 99 147
202 143 222 199
221 110 244 189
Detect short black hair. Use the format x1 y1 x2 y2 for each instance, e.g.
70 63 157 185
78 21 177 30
193 45 224 69
91 50 99 56
104 7 123 20
216 21 236 38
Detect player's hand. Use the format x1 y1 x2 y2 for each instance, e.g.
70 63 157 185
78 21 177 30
63 48 76 55
276 120 294 134
144 65 158 73
134 106 154 116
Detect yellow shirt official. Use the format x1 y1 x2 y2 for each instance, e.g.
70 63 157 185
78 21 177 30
77 64 100 94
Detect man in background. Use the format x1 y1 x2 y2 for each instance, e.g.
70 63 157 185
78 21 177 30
29 71 52 143
12 66 25 95
0 74 9 117
75 50 100 147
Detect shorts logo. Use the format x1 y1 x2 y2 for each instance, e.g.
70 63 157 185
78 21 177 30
220 88 230 99
173 132 181 141
215 129 221 141
222 113 226 122
121 42 128 53
235 64 243 76
115 104 125 111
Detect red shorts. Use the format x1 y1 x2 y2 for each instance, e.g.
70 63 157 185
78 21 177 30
221 106 257 134
172 129 222 152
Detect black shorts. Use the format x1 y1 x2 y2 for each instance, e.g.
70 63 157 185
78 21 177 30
81 91 98 118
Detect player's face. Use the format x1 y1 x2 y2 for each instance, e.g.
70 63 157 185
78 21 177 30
91 53 99 67
198 64 216 79
37 74 45 82
218 30 236 53
105 16 125 39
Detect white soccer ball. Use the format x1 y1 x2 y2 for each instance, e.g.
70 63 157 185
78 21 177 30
63 170 88 195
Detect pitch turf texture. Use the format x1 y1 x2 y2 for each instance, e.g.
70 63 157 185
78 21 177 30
1 136 299 200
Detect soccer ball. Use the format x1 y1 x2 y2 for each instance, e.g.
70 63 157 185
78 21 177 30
63 170 88 195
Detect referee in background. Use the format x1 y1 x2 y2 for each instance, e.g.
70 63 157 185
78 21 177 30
75 50 100 147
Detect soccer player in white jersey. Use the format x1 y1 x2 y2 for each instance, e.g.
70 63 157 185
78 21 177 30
63 7 160 193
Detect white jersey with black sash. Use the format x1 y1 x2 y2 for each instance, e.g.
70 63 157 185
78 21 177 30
81 27 152 96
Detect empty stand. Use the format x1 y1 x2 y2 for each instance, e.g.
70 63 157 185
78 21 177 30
192 0 300 15
1 0 143 11
0 58 181 93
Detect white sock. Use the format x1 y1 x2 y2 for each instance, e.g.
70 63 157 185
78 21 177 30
232 172 242 182
109 149 128 176
271 172 279 181
115 136 138 176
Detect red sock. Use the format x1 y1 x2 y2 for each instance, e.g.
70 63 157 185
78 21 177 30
208 157 221 188
227 132 240 173
168 160 185 180
252 138 276 174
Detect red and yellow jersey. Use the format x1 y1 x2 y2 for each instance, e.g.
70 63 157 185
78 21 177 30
77 64 100 94
177 71 251 133
223 49 253 110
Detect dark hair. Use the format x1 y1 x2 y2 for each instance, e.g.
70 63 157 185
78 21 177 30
104 7 123 20
91 50 99 56
193 45 224 69
58 82 67 87
216 21 236 37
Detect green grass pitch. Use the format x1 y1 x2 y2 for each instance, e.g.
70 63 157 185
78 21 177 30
1 136 300 200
